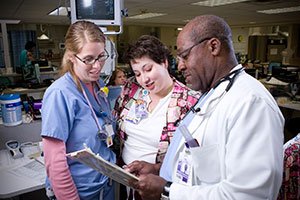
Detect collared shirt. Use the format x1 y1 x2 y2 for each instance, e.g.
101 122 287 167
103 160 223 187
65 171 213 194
160 64 284 199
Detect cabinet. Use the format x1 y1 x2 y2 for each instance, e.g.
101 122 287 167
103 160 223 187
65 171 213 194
288 24 300 66
248 35 268 62
267 37 287 62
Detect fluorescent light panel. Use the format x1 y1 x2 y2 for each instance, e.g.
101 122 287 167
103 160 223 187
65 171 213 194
192 0 249 7
257 6 300 14
48 6 70 16
0 20 20 24
128 13 166 19
83 0 92 8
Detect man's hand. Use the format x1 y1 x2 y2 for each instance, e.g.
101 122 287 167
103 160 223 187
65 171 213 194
124 160 161 176
130 173 167 200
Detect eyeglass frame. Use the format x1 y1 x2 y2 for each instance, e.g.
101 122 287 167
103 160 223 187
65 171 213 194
74 49 109 65
176 37 212 62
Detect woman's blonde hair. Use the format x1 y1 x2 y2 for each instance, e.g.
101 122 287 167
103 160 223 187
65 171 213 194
60 20 106 89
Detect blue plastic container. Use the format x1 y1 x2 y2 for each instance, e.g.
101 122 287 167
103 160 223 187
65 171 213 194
0 94 22 126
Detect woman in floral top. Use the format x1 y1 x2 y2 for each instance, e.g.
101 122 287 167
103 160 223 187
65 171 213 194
277 133 300 200
113 35 200 200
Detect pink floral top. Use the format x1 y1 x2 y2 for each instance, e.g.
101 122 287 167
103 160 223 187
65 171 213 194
113 77 200 163
277 133 300 200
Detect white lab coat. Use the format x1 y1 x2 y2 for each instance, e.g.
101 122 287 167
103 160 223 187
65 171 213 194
167 65 284 200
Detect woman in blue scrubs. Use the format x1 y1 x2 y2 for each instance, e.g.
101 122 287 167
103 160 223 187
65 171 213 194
41 21 115 200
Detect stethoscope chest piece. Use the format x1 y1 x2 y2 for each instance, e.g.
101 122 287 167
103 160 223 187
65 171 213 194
97 129 108 140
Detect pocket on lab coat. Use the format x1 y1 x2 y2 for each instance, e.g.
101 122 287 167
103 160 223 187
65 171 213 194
190 144 221 184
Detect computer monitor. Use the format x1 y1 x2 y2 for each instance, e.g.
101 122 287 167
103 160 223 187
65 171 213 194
269 62 281 74
272 63 299 83
70 0 122 26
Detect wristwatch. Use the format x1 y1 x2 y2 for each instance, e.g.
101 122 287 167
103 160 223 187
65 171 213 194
160 181 172 200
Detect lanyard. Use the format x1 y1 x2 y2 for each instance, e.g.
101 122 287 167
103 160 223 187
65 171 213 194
81 81 108 139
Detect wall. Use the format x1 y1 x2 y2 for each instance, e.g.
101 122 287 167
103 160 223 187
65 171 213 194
288 24 300 66
36 24 69 57
246 24 300 66
5 24 69 69
117 25 162 62
159 27 178 56
118 26 145 63
8 24 68 56
232 27 249 55
3 23 300 69
118 25 251 62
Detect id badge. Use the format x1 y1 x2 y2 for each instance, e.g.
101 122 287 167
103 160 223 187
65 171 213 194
125 100 147 124
135 99 148 119
104 124 114 147
175 149 193 185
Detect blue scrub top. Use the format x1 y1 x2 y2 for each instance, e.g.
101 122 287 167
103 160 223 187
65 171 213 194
41 72 116 200
20 49 28 67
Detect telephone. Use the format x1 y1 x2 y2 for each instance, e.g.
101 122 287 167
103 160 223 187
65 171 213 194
5 140 24 159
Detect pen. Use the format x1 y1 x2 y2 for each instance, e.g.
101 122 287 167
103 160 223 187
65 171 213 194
179 124 199 148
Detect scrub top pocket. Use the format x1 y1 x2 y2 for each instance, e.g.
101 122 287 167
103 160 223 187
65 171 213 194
190 144 221 184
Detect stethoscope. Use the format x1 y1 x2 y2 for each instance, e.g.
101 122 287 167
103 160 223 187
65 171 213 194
81 81 113 140
176 67 244 126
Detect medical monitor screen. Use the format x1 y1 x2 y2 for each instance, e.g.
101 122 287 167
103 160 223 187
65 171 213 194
70 0 121 26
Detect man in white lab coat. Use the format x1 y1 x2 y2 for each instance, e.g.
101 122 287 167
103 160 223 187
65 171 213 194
126 15 284 200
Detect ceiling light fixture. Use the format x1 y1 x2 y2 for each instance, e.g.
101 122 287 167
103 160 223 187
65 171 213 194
38 33 50 40
48 6 70 16
257 6 300 14
38 24 50 40
128 13 166 19
192 0 249 7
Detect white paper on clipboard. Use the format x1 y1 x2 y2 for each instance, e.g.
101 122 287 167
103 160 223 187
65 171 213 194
67 147 139 188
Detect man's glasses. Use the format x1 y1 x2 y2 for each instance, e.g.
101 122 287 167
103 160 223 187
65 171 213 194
176 37 211 62
75 49 109 65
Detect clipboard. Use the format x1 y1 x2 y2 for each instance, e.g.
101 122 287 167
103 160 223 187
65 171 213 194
67 146 139 187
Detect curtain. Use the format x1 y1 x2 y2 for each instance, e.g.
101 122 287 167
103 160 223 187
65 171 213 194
0 37 4 68
8 30 37 71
